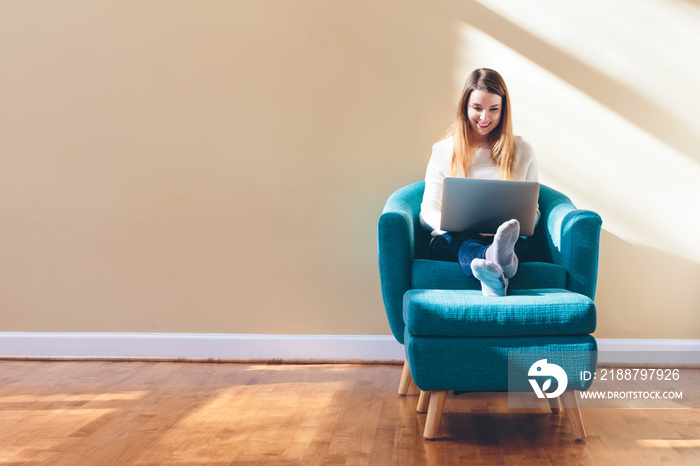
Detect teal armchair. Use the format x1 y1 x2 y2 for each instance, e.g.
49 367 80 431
378 182 602 440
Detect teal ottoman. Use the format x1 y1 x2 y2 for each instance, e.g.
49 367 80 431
403 288 597 439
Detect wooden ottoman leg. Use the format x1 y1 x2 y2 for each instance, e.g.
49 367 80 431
561 391 586 441
417 390 431 413
548 397 562 415
424 391 448 440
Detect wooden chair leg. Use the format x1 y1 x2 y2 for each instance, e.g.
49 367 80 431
423 391 447 440
398 361 412 395
417 390 431 413
398 360 420 396
561 391 586 441
548 396 562 415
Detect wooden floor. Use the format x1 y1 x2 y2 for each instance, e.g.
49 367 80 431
1 361 699 465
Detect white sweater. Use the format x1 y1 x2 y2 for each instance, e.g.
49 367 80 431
419 135 539 236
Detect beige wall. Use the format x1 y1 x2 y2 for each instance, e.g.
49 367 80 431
1 1 698 338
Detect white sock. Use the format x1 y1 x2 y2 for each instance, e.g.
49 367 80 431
471 259 508 297
486 219 520 279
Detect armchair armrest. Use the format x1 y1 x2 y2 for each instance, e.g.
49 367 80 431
538 186 603 300
378 182 424 344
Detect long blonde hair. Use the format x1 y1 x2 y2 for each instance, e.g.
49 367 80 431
449 68 515 179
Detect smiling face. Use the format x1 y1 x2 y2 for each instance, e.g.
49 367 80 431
466 89 503 145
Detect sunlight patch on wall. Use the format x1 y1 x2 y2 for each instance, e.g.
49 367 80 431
476 0 700 129
456 24 700 264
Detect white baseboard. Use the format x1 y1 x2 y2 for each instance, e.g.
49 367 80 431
0 333 406 362
596 338 700 364
0 333 698 364
596 338 700 352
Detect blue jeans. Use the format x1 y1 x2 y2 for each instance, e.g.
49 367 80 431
428 231 533 277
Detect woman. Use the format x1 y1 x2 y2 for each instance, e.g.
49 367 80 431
420 68 539 297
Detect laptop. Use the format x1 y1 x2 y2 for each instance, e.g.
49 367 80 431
440 177 540 236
